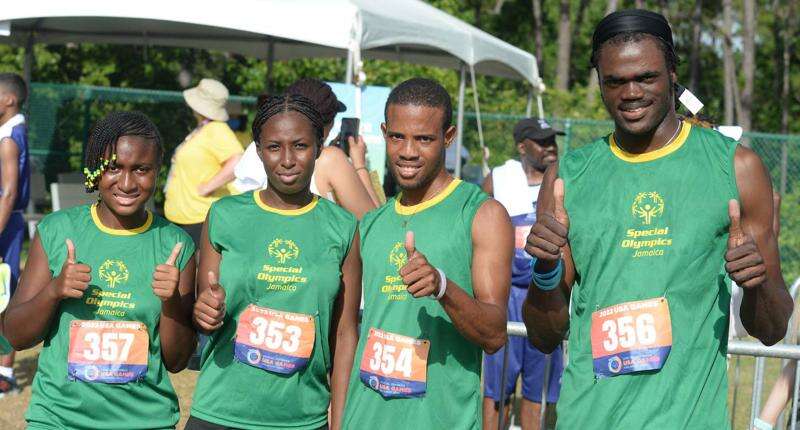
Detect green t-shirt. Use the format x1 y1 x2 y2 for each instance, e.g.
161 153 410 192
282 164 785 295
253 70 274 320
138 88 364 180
556 122 738 429
343 179 488 430
26 204 195 430
190 192 357 430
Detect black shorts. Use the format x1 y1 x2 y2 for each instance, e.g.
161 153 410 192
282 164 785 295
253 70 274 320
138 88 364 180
185 416 328 430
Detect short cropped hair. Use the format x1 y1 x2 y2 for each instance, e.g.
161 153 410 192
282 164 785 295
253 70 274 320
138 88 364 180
0 73 27 105
385 78 453 132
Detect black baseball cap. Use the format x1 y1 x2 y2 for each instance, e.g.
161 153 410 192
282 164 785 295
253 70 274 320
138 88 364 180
513 118 565 143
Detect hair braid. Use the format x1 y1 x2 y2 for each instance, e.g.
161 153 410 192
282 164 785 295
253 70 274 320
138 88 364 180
83 111 163 192
251 94 325 148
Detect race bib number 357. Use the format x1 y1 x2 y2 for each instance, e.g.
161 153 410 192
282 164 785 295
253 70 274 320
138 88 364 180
590 297 672 378
68 320 149 384
359 328 430 398
234 305 316 375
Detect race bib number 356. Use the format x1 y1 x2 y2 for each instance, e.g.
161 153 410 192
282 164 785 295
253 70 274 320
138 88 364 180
359 328 430 398
234 305 315 375
590 297 672 378
68 320 149 384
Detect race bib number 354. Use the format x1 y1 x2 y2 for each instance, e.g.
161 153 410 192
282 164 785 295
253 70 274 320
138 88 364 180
68 320 149 384
234 305 315 375
590 297 672 378
359 328 430 398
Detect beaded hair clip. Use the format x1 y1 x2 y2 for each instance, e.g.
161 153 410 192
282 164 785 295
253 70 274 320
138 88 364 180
82 154 117 190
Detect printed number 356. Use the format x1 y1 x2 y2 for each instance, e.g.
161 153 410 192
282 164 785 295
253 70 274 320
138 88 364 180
602 314 656 352
369 342 413 378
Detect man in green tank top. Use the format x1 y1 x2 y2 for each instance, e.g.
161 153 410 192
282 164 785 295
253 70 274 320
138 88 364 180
343 78 513 429
521 9 792 429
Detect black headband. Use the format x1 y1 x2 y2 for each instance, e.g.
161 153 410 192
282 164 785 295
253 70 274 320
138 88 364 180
592 9 674 54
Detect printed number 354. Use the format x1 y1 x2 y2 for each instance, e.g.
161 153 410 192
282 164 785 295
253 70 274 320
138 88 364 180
369 342 413 378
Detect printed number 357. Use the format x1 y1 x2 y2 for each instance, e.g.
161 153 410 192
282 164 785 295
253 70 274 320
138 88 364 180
83 332 134 362
602 314 656 352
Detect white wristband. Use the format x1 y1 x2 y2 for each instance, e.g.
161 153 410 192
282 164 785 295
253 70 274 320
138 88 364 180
432 268 447 300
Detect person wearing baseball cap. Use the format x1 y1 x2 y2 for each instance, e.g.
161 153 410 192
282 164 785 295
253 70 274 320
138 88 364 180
164 78 244 246
480 117 563 429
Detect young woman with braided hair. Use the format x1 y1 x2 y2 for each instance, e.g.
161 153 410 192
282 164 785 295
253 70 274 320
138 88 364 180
187 94 361 430
1 111 197 429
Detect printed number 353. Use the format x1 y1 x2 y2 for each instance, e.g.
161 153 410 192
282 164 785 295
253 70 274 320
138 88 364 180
250 317 301 353
602 314 656 352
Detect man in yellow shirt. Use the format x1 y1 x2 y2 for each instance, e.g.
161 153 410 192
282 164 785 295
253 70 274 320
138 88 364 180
165 78 243 244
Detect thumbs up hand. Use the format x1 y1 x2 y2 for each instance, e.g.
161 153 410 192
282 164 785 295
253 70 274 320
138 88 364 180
526 178 569 263
193 271 227 332
399 231 444 299
151 242 183 302
51 239 92 300
725 199 767 289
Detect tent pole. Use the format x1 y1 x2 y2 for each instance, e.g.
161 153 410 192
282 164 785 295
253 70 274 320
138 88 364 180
525 87 533 117
455 63 466 179
266 40 275 93
537 92 545 119
345 48 353 85
469 64 487 177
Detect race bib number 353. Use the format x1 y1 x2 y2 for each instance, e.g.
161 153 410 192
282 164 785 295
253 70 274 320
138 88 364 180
359 328 430 398
68 320 149 384
234 305 315 375
590 297 672 378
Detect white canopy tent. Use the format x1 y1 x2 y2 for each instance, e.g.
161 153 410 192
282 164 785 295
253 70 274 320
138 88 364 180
0 0 545 176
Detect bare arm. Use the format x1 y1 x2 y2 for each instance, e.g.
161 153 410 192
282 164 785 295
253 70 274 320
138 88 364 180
481 172 493 196
157 244 198 373
400 200 512 353
318 146 376 219
521 165 575 353
348 137 382 207
2 236 90 349
329 230 362 430
731 146 792 345
193 217 226 334
0 138 20 232
199 154 243 197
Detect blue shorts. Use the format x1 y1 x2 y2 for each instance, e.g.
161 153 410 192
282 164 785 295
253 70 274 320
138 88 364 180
0 212 24 294
483 286 563 404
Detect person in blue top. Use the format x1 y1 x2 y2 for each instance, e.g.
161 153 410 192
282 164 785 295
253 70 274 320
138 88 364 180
0 73 30 397
480 118 564 429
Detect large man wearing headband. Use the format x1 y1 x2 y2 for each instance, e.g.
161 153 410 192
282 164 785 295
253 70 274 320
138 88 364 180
343 78 513 429
522 9 792 428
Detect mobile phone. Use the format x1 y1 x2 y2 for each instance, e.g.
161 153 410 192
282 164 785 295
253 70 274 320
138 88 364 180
336 117 359 156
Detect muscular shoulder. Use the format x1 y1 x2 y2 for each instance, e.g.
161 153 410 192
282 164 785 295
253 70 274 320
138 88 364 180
734 145 766 176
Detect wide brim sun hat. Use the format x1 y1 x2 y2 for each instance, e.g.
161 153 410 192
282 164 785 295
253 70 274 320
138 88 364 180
183 78 230 122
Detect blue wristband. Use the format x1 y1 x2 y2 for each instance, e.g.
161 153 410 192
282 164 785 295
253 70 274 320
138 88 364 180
530 258 563 291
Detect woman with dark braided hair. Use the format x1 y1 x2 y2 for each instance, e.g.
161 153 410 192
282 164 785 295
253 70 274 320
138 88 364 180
2 111 197 429
188 94 361 430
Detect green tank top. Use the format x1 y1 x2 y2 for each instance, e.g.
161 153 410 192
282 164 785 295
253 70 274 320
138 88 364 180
557 122 738 429
26 204 195 430
343 179 488 430
191 192 357 430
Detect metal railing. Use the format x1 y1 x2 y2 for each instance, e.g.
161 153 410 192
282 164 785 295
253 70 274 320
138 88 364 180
501 321 800 430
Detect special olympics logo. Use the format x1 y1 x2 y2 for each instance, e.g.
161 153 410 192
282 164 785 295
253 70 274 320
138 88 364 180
247 348 262 365
98 259 129 288
388 242 407 271
631 192 665 225
84 365 100 381
608 356 623 374
267 239 300 264
369 376 380 390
